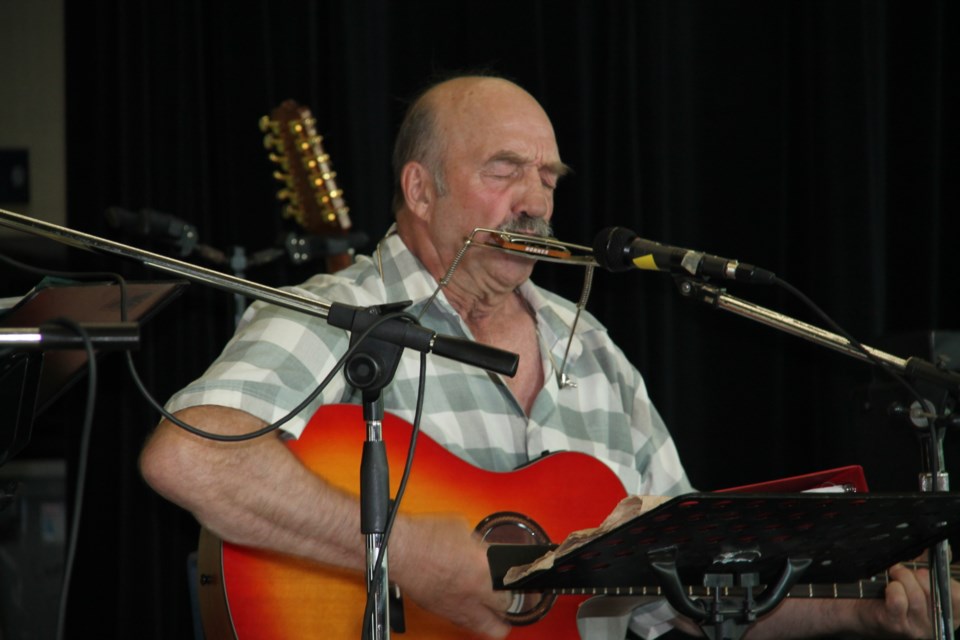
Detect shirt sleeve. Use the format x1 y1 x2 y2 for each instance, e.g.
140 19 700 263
636 401 695 497
164 281 355 437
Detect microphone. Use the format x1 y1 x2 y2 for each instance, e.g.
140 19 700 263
105 207 198 256
592 226 776 284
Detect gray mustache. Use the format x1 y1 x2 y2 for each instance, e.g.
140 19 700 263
496 216 553 238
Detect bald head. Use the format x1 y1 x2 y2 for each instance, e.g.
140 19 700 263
391 76 563 214
425 76 550 126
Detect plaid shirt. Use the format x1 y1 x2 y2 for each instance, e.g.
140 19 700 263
167 232 692 498
166 231 692 636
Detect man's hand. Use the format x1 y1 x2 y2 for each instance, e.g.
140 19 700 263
734 561 960 639
390 514 513 639
855 563 960 638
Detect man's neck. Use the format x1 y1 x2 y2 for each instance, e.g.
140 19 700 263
443 279 524 329
460 288 544 416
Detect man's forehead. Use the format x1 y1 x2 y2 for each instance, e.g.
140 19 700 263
427 78 565 167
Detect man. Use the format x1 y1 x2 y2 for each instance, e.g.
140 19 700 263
140 75 958 638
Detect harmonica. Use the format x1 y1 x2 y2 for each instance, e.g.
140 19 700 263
471 228 598 266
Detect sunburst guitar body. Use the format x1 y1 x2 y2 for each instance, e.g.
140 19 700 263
197 404 629 639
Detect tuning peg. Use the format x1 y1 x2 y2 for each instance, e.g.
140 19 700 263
267 153 289 170
263 133 285 152
283 204 304 222
312 177 326 188
273 171 294 189
259 115 278 133
275 188 294 202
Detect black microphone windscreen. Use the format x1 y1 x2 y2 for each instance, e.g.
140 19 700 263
592 227 637 272
104 206 136 229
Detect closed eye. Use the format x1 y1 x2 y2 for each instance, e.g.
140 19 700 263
540 171 558 191
481 151 569 191
482 159 524 179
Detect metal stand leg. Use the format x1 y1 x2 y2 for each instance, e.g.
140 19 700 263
339 303 412 640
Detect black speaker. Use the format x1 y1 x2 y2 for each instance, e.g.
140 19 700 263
0 459 65 640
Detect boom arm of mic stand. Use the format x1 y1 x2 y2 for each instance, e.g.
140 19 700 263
0 208 518 377
675 277 960 393
675 276 957 639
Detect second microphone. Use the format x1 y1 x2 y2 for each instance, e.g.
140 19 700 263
592 226 776 284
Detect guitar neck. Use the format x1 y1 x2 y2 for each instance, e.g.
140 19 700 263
545 578 887 600
261 100 355 273
540 562 959 601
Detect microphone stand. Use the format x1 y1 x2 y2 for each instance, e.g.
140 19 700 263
0 208 519 639
676 276 959 639
0 323 140 351
329 302 413 640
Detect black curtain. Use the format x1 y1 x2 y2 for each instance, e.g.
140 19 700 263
7 0 954 636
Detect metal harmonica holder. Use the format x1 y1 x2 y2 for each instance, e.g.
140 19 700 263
420 228 597 389
471 227 599 267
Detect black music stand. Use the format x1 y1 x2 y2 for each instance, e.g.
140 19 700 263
489 492 960 640
0 280 186 467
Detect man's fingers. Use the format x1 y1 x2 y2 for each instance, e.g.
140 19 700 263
884 563 940 635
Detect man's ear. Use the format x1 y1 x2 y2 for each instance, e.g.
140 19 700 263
400 161 435 221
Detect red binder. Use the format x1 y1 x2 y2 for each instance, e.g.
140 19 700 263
716 465 868 494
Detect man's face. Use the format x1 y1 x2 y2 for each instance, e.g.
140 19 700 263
426 83 566 288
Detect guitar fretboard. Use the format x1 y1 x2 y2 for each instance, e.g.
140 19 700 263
541 562 960 600
544 576 889 600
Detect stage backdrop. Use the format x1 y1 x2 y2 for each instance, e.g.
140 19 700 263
9 1 958 637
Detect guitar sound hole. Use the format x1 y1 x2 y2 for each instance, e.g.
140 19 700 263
475 511 557 627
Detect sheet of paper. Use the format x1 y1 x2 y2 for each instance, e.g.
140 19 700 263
503 494 671 585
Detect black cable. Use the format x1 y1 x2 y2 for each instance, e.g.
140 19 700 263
47 319 96 640
0 251 415 443
0 253 128 305
2 251 439 636
362 350 429 640
0 253 123 640
773 277 942 452
125 310 420 442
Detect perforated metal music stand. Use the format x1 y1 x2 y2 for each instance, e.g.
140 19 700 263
489 492 960 639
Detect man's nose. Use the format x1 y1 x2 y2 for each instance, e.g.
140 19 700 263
512 170 551 219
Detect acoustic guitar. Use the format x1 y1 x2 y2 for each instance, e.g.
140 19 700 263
260 100 355 273
196 405 958 638
196 404 628 639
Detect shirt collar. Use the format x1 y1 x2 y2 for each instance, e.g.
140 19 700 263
374 231 464 326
